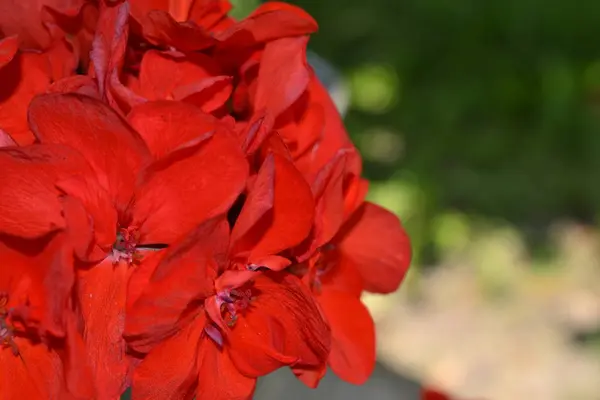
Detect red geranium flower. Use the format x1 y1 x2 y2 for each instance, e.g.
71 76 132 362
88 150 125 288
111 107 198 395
0 144 97 398
0 1 415 398
11 93 247 398
125 217 329 399
0 0 94 51
0 237 94 399
124 149 328 399
0 35 77 145
287 149 411 385
88 0 317 119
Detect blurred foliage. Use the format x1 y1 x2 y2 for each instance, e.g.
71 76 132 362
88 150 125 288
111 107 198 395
267 0 600 265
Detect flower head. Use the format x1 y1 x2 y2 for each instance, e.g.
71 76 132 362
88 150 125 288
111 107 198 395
0 0 412 398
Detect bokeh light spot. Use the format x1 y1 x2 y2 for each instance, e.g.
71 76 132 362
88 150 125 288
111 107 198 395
349 64 400 114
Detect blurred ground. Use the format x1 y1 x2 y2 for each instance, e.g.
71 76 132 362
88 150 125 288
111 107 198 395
367 219 600 400
255 363 421 400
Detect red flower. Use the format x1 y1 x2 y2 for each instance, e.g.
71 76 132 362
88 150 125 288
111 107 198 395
88 0 317 118
124 152 328 399
0 36 77 145
0 0 97 144
287 148 411 385
131 50 233 114
124 216 329 399
0 1 415 398
0 223 93 398
0 0 87 50
234 30 412 383
19 94 248 398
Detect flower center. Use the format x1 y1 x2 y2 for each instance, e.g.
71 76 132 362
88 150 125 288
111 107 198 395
204 286 255 347
111 227 140 265
0 293 18 355
217 288 253 328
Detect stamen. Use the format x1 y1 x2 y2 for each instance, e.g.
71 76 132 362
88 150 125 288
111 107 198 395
111 226 168 264
216 288 253 328
111 226 140 265
204 284 256 347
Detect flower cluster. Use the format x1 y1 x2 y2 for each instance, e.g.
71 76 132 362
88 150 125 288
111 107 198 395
0 1 411 399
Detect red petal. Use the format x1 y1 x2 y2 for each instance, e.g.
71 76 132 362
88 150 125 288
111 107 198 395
91 1 142 113
168 0 194 22
127 100 222 159
277 101 323 158
0 51 52 146
239 111 275 155
227 273 330 377
216 2 317 48
125 250 162 311
318 290 375 384
77 260 132 400
0 0 73 50
133 131 248 244
131 315 206 400
0 129 16 147
336 202 412 294
254 36 310 118
137 50 220 101
258 131 293 161
141 10 215 51
44 38 77 82
128 0 170 22
47 75 100 98
293 78 355 176
254 154 315 257
0 35 18 68
229 155 275 255
0 340 65 399
174 75 233 114
196 339 256 400
214 270 260 293
38 233 77 337
188 0 232 29
317 246 364 297
44 2 99 70
61 313 95 399
55 208 95 268
290 364 327 389
28 93 151 212
343 174 369 220
309 152 347 249
0 144 91 239
125 217 228 354
230 154 314 262
0 231 76 337
57 174 117 260
128 0 196 24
